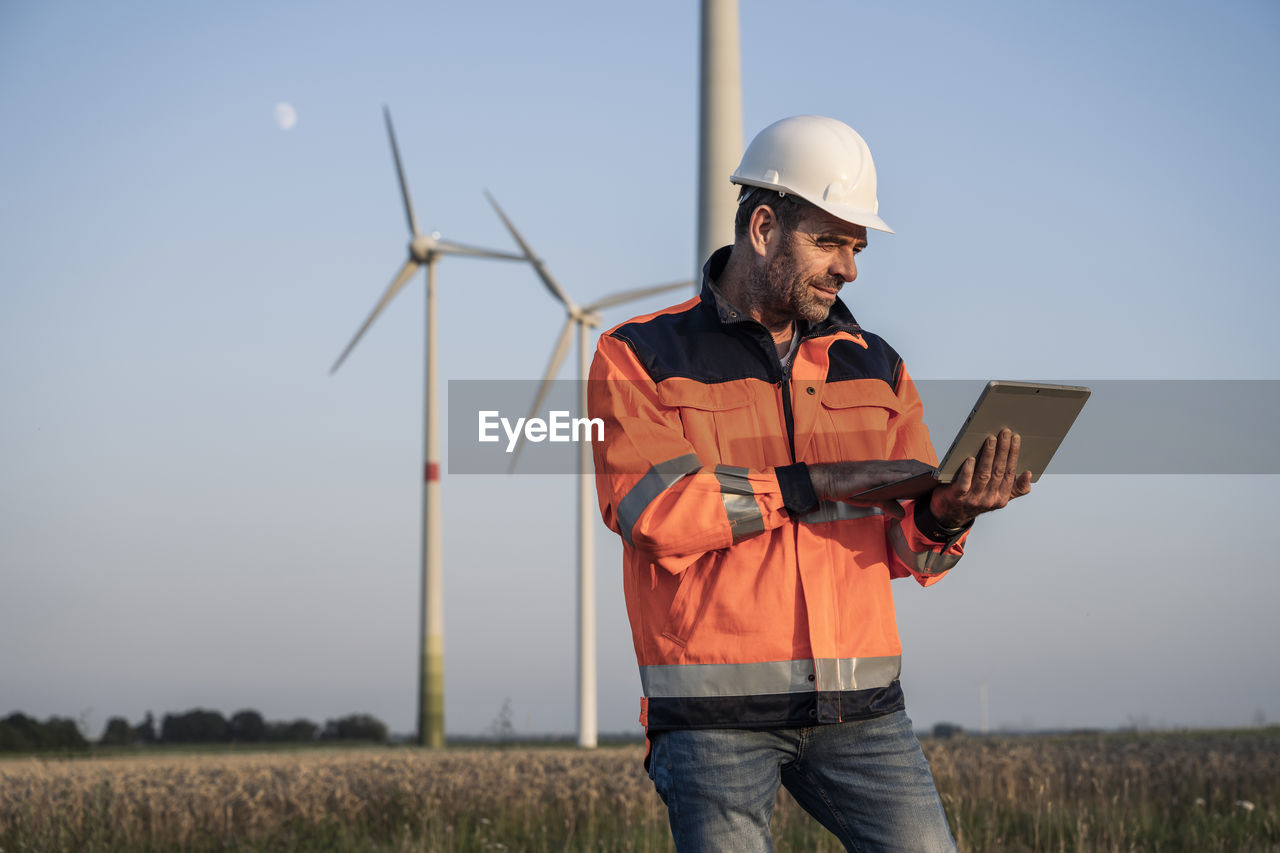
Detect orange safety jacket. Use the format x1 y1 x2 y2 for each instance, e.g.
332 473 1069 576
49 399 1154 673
588 247 970 734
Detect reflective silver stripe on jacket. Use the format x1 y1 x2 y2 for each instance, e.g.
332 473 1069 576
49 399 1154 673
617 453 703 546
888 521 961 574
640 656 902 698
714 465 765 542
799 501 883 525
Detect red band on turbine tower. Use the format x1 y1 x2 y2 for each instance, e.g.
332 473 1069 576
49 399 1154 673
424 462 440 482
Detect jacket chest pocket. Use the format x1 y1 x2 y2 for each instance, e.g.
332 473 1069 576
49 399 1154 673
657 379 773 467
814 379 902 461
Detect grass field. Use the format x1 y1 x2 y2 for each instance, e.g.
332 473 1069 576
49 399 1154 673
1 729 1277 851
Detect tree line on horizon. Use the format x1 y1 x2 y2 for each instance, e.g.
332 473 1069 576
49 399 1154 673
0 709 390 753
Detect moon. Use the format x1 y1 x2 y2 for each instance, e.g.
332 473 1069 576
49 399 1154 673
274 103 297 131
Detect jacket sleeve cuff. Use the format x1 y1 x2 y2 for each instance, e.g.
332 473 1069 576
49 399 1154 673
913 497 971 544
776 462 819 517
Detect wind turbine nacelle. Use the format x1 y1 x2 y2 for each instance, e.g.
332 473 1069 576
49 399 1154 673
409 233 441 262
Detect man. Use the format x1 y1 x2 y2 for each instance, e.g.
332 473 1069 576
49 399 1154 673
587 115 1030 851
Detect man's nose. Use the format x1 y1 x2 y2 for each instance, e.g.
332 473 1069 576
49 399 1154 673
831 249 858 283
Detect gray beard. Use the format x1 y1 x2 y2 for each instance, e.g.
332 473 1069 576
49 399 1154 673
743 240 840 326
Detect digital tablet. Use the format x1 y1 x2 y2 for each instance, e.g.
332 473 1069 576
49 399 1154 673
850 380 1092 501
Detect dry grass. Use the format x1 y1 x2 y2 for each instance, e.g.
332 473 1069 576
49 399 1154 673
1 730 1277 851
0 746 666 851
926 730 1280 852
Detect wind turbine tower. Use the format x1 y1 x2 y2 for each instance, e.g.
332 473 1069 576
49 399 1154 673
331 108 525 748
487 193 690 748
696 0 744 281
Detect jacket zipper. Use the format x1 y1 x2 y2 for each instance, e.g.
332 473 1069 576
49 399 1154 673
747 321 846 465
778 326 827 464
779 371 797 463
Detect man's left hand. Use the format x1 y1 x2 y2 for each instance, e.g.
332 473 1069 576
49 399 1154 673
929 428 1032 528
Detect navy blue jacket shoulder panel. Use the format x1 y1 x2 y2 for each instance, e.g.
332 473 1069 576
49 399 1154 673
825 332 905 391
608 297 777 385
606 274 904 392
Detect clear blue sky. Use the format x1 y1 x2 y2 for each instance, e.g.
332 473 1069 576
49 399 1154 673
2 0 1278 739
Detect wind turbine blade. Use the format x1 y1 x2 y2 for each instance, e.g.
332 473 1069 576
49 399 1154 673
330 259 421 374
484 190 575 310
383 106 421 238
432 238 527 262
584 279 694 312
509 318 576 471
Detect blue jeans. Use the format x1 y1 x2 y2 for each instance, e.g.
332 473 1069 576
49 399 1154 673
647 710 955 852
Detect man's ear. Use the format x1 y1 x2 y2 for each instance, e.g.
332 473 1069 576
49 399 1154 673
747 204 778 257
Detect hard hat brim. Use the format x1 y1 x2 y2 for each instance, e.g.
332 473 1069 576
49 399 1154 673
819 202 894 235
732 178 895 235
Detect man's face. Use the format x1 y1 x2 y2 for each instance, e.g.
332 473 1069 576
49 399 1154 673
758 209 868 324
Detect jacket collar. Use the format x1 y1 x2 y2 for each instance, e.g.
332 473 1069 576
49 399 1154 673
698 245 864 337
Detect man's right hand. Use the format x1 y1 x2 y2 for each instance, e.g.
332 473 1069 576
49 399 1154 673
807 460 936 519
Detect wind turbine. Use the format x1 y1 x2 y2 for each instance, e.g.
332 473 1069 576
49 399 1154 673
331 108 526 748
696 0 743 283
486 191 691 749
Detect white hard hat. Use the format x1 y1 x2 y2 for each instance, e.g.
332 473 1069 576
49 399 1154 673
731 115 893 234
